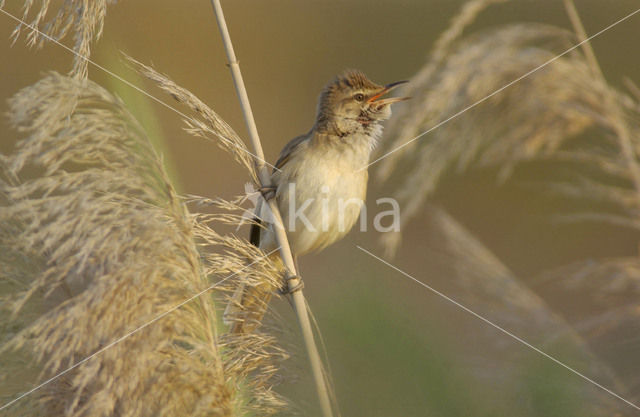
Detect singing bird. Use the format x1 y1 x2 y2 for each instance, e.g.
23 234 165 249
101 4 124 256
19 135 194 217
225 70 408 333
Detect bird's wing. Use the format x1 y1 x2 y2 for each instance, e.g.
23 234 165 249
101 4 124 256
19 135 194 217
249 198 263 247
273 133 309 172
249 134 308 248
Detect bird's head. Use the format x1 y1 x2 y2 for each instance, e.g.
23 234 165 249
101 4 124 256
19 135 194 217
315 69 409 134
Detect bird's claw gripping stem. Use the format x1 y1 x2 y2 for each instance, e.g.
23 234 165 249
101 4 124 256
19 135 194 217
259 184 277 201
280 274 304 294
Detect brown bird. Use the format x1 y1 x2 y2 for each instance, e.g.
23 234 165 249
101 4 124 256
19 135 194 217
225 70 408 333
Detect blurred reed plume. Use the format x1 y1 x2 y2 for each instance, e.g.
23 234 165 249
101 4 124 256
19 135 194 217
533 256 640 400
378 5 640 255
409 204 631 414
0 72 288 416
3 0 116 78
1 1 294 414
375 0 640 409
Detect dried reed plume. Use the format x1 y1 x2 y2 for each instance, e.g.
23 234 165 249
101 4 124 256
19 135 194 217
378 9 640 254
3 0 115 79
2 2 292 413
415 204 630 413
375 0 640 407
128 57 258 183
128 58 298 411
0 72 287 415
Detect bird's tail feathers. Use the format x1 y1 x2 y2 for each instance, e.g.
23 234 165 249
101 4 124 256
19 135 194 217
224 252 283 334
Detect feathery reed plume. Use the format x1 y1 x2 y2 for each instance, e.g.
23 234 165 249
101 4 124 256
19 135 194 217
415 205 631 413
375 0 640 408
4 0 115 79
378 20 640 254
0 73 287 415
130 56 295 412
128 59 285 330
391 0 508 121
128 57 258 183
128 57 305 411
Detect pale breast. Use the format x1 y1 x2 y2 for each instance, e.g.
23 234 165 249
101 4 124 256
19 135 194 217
268 133 372 256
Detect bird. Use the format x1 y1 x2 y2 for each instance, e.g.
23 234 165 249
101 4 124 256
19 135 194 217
225 69 408 333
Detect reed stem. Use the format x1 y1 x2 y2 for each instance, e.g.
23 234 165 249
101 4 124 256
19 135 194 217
209 1 334 416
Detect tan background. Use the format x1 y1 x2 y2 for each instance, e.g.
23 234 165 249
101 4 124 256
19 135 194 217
2 0 640 415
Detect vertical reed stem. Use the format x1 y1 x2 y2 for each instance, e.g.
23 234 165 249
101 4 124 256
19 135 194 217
209 1 334 416
563 0 603 78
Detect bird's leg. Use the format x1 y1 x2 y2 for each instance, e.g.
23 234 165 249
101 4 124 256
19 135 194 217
280 255 304 295
258 184 277 201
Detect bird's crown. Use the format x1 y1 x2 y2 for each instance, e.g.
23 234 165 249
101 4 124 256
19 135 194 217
318 69 382 112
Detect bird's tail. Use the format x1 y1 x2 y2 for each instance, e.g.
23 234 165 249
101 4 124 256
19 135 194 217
224 203 282 333
223 277 276 334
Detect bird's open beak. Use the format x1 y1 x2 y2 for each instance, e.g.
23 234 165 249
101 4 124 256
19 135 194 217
367 80 410 105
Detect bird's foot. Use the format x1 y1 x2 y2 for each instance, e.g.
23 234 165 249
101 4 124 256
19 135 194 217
258 184 277 201
279 274 304 294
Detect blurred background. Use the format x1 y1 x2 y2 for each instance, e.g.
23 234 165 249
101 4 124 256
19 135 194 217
2 0 640 415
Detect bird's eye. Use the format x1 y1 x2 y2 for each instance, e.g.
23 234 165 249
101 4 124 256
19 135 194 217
353 93 365 102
